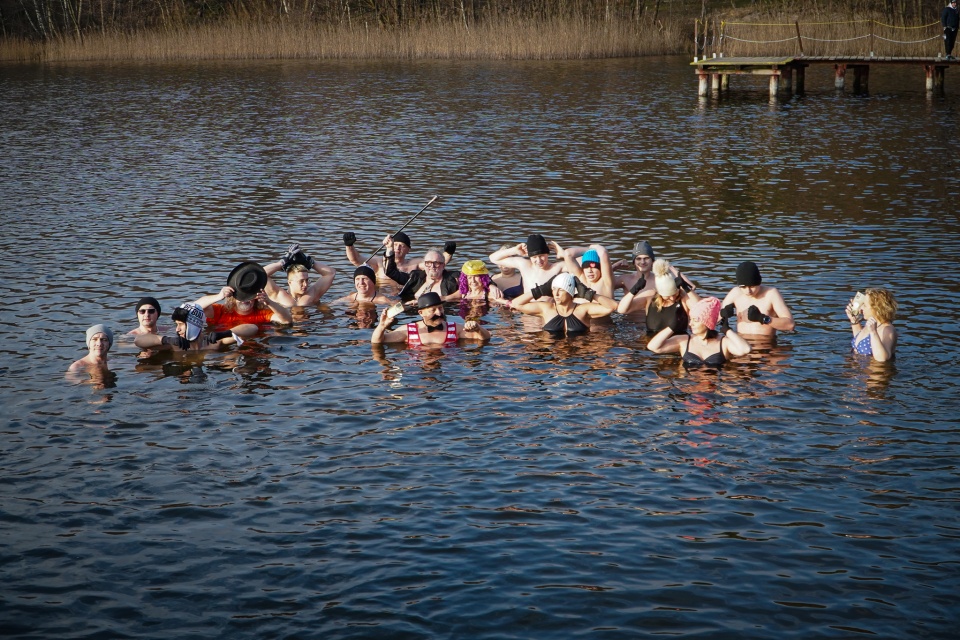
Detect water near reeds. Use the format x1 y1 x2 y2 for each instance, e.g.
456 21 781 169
1 57 959 638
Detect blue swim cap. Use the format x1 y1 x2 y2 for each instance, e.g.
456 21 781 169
581 249 601 267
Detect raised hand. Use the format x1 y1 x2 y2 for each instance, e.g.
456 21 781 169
343 232 357 247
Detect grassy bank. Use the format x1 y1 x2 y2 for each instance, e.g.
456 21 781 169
0 17 687 62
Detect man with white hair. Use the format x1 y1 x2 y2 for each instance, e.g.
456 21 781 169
384 246 460 304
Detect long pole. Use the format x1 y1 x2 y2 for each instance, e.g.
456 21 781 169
363 195 439 265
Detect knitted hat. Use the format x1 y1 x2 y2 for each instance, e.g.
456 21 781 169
652 259 678 298
689 297 721 329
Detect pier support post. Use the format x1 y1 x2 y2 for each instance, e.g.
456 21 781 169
852 65 869 93
795 64 806 94
721 74 729 91
781 67 793 94
925 64 945 93
834 63 846 90
769 71 781 98
711 73 721 92
697 70 709 97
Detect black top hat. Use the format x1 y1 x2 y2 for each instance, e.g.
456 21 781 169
227 261 268 301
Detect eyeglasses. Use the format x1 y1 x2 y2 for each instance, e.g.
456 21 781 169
138 308 157 314
424 261 444 268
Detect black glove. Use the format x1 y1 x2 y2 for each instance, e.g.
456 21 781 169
675 274 692 292
720 303 736 320
574 277 595 302
210 330 232 342
747 305 771 324
291 250 314 270
443 241 457 256
343 232 356 247
531 276 556 300
280 242 301 271
629 274 646 296
161 335 191 350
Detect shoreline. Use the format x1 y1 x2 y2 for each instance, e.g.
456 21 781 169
0 18 689 63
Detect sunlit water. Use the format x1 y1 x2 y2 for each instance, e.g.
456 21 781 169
1 57 959 638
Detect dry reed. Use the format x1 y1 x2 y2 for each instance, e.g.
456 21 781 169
0 17 688 63
709 17 944 58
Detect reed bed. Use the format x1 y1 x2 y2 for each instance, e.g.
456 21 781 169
710 17 944 58
0 17 687 63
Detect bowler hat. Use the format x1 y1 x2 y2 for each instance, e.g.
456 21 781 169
227 261 268 301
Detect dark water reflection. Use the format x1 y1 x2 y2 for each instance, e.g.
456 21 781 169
1 57 959 638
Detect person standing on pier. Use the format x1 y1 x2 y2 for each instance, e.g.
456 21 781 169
943 0 959 59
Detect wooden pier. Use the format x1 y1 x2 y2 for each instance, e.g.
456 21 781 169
691 56 957 97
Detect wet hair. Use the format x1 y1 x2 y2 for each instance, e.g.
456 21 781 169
287 264 309 279
866 288 897 324
459 272 491 296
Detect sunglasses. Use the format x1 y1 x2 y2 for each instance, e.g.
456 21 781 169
138 308 157 314
424 261 444 268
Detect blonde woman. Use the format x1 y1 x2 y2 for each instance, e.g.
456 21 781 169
643 259 700 335
846 288 898 362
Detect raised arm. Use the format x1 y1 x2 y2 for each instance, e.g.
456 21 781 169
371 308 408 344
459 319 491 342
490 243 527 270
721 329 752 358
194 286 234 312
647 327 686 354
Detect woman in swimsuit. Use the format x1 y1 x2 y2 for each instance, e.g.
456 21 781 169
647 296 751 367
846 288 897 362
644 258 700 335
510 273 616 336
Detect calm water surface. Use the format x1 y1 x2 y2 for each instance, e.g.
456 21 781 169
1 57 959 639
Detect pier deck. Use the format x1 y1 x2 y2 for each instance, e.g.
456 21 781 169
691 55 957 97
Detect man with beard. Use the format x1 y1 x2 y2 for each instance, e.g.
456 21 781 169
384 246 461 305
371 292 490 346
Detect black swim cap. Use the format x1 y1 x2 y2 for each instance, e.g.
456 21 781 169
736 261 762 286
393 231 411 248
417 292 443 310
526 234 549 256
136 296 161 317
354 265 376 282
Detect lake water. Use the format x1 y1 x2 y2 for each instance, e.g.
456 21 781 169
1 56 959 639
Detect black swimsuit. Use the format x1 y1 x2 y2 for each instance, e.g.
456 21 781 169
646 301 689 335
682 336 726 368
543 307 589 335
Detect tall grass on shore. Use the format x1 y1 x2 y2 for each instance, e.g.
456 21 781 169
712 17 943 58
0 17 687 63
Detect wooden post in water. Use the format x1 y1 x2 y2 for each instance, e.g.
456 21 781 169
769 71 780 97
698 70 710 96
925 65 946 93
782 67 793 94
835 64 846 89
853 65 869 93
795 64 806 94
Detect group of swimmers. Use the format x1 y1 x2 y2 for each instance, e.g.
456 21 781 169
69 231 900 379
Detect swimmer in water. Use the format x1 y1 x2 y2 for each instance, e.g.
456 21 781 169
385 247 461 305
127 297 167 336
69 324 113 373
335 265 395 305
630 258 700 335
560 244 616 318
491 243 524 299
510 273 616 336
263 243 336 307
846 288 897 362
647 296 751 368
720 261 795 339
489 234 567 298
134 303 257 352
372 292 490 346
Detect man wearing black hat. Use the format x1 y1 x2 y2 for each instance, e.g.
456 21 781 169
944 0 959 59
384 247 461 304
127 296 167 336
371 292 490 345
335 265 395 305
489 233 566 298
720 261 795 339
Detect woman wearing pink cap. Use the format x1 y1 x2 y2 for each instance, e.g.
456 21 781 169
647 296 751 368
